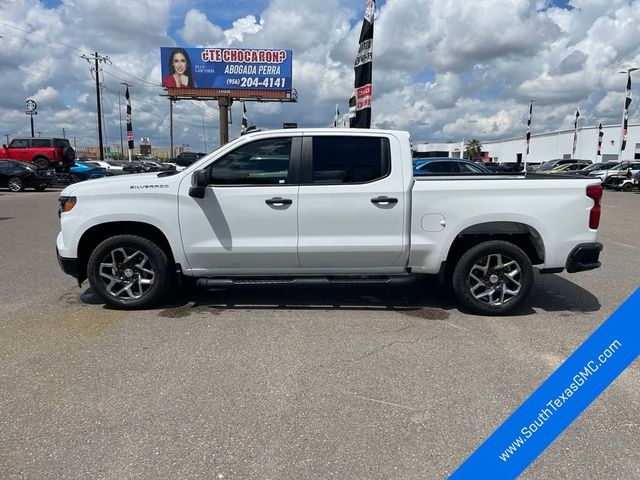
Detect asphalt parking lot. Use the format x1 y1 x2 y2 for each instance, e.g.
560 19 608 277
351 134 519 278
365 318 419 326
0 188 638 479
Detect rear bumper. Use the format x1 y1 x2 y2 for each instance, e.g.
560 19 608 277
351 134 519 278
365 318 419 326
566 242 603 273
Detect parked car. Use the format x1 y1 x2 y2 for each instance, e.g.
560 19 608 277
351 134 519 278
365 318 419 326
563 161 620 176
602 162 640 190
70 161 107 181
1 137 75 171
173 151 207 168
164 162 186 172
482 162 508 173
589 161 640 186
0 159 55 191
530 159 592 173
85 160 126 175
413 157 491 174
545 162 592 174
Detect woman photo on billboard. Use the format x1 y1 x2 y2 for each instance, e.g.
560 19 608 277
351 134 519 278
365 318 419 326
163 48 194 88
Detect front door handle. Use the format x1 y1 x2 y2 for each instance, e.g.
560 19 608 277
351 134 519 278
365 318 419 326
265 197 293 206
371 196 398 205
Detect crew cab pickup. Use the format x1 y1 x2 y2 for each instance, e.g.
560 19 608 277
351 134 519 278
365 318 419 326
56 129 603 315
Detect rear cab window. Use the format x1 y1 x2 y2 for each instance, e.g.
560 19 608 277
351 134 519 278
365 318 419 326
307 136 390 184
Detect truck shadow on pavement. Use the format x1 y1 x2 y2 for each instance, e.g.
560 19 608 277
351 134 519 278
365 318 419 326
81 271 600 318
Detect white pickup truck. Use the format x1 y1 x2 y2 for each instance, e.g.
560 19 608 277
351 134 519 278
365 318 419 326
56 129 603 315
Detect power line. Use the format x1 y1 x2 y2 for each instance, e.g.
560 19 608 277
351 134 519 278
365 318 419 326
105 59 162 87
102 84 205 128
0 21 90 55
101 68 159 90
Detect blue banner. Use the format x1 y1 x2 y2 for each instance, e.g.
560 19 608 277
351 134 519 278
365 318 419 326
160 47 292 91
451 288 640 479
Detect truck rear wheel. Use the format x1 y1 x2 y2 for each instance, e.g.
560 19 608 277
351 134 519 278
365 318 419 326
452 240 533 315
87 235 171 309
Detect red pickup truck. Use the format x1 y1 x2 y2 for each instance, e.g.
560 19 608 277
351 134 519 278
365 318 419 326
2 137 75 171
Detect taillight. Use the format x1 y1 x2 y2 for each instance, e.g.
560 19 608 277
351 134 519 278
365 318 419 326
586 184 602 229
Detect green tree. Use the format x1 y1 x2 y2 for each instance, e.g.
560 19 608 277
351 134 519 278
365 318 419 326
465 139 483 161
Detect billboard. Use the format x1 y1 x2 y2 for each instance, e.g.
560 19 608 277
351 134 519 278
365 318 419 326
160 47 293 91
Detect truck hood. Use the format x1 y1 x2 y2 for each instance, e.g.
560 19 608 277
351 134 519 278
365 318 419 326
60 171 184 196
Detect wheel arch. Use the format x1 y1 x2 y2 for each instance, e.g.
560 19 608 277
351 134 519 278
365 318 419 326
444 221 545 277
77 221 176 284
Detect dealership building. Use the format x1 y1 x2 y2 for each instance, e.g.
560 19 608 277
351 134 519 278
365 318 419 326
413 123 640 164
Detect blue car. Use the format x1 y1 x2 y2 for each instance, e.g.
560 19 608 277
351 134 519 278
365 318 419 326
413 157 491 175
70 161 107 181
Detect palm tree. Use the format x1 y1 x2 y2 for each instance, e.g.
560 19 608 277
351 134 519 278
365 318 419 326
465 139 483 161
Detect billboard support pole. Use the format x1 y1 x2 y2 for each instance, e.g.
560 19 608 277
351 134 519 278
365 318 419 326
218 97 231 146
169 99 174 159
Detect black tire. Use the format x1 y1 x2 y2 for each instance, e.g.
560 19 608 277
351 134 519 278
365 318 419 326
452 240 533 316
8 176 24 192
34 185 47 192
33 157 50 169
621 182 633 192
63 147 76 161
87 235 172 309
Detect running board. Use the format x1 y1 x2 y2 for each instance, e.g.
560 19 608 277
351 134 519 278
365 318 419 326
195 275 416 288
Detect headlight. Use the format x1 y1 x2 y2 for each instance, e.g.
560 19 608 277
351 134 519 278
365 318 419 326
58 196 77 217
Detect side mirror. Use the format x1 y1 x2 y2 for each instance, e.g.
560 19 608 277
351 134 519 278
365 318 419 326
189 170 209 198
2 144 6 149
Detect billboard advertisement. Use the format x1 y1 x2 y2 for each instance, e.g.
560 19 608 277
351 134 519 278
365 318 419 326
160 47 293 91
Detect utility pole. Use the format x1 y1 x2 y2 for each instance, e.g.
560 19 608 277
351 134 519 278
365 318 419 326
81 52 109 160
62 127 66 139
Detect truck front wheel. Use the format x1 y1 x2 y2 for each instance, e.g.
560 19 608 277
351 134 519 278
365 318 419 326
87 235 171 309
452 240 533 316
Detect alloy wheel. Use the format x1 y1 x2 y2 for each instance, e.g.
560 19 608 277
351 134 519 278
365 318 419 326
98 247 155 299
468 253 522 307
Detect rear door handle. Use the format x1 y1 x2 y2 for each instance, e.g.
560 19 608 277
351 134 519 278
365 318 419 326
265 197 293 206
371 196 398 205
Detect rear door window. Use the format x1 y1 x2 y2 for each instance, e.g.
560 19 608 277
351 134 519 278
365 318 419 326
310 136 390 184
32 139 51 147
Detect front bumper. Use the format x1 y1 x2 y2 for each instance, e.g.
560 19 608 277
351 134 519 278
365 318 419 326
56 247 79 278
566 242 603 273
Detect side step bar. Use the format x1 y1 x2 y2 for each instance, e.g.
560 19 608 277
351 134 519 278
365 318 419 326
195 275 416 288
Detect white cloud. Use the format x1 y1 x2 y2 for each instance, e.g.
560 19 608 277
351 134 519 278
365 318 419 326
224 15 264 44
179 9 225 46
